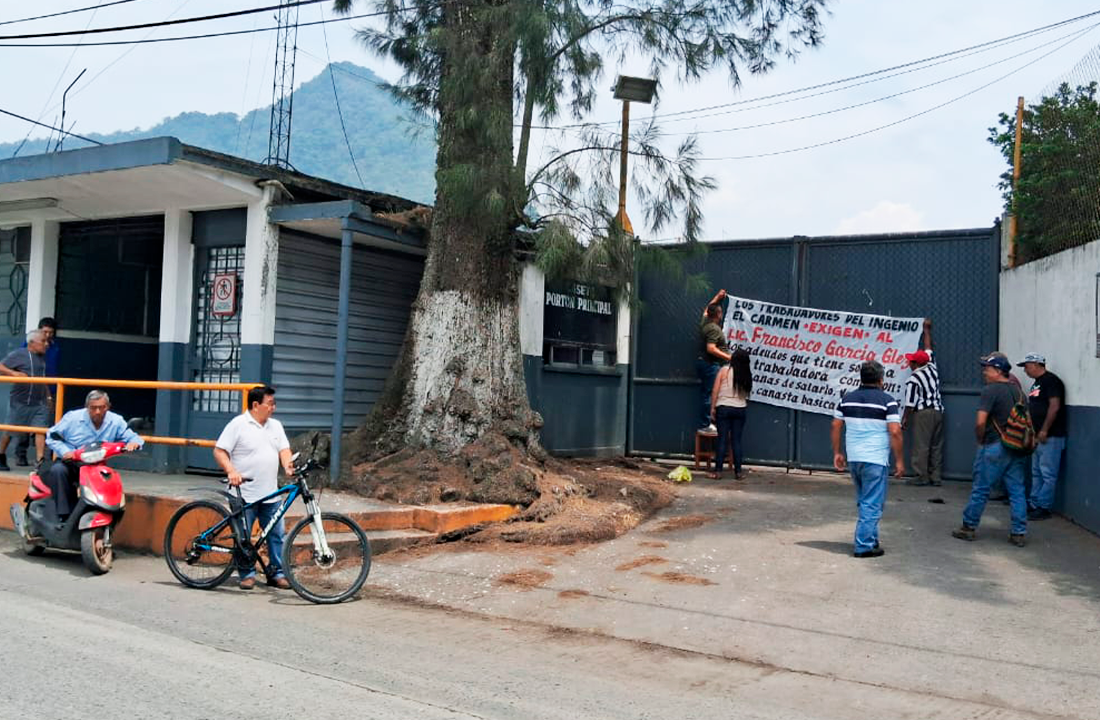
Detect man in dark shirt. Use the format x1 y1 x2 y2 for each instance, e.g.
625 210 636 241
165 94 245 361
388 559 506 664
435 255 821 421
1017 353 1066 520
0 329 51 470
952 354 1028 546
695 289 731 431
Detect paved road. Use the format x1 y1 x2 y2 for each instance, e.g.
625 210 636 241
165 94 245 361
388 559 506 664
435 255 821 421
0 531 1051 720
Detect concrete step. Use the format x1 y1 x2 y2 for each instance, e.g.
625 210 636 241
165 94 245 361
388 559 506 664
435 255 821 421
286 528 437 558
0 473 513 555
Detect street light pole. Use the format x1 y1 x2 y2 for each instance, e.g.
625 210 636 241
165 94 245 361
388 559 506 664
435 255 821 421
611 75 657 234
617 98 633 234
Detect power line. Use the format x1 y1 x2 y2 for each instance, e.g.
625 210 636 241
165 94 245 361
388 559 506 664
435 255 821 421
0 106 104 146
0 6 408 48
0 0 328 41
0 0 143 28
319 6 365 187
11 6 104 158
696 25 1097 162
528 8 1100 132
54 0 196 115
662 24 1094 138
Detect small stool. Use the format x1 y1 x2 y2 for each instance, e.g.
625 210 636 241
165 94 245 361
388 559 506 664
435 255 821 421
694 429 733 471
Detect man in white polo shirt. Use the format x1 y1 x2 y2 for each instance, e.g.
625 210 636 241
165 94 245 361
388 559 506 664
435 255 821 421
214 385 295 591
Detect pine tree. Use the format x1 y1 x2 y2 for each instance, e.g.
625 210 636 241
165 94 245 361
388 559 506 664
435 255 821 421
333 0 827 465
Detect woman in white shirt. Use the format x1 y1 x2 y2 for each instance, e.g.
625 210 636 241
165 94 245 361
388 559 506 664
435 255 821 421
708 348 753 480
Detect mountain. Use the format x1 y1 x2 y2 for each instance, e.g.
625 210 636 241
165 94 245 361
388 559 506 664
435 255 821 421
0 62 437 204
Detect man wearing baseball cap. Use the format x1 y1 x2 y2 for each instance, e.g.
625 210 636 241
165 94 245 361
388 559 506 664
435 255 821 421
1017 353 1066 521
901 318 943 486
952 354 1028 546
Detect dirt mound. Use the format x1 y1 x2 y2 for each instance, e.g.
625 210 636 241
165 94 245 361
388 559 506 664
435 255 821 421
347 440 676 546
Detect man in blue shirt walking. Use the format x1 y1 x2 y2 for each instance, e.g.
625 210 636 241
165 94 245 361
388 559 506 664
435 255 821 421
44 389 143 519
831 361 905 558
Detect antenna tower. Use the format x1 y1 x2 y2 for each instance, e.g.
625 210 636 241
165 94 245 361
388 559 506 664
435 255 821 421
266 0 300 169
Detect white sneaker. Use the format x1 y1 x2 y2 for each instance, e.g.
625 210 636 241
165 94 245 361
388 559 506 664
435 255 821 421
705 423 717 433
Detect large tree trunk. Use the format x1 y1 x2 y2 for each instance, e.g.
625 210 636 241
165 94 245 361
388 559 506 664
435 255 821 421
350 0 541 461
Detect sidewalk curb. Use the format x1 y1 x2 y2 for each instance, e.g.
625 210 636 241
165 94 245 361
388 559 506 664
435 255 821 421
0 474 515 554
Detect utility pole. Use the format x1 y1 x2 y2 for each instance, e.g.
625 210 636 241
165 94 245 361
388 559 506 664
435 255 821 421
266 0 300 169
1007 95 1024 268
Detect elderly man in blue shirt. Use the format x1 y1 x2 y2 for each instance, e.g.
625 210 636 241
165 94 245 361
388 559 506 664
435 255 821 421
44 389 143 519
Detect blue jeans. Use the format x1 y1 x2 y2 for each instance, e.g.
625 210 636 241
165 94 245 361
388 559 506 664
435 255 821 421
694 359 720 428
963 442 1027 535
236 500 286 579
1029 436 1065 510
714 405 746 474
849 462 888 553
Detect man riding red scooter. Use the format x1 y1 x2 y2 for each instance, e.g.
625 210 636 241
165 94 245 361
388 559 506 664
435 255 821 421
10 389 143 574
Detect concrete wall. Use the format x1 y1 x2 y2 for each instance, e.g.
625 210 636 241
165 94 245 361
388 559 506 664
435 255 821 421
1000 239 1100 534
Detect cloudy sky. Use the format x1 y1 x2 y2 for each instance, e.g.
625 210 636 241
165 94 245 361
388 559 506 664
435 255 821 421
1 1 1098 240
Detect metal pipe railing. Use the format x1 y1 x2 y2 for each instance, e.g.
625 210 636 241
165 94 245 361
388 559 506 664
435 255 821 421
0 376 260 448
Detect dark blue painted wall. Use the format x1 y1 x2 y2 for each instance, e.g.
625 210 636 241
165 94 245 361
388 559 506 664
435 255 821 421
56 337 159 419
152 341 189 472
524 356 628 457
1058 405 1100 536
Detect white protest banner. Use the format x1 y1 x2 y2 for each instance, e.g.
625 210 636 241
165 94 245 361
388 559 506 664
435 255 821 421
722 295 924 415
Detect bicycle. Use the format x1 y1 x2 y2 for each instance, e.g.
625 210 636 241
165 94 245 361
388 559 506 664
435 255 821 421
163 439 371 604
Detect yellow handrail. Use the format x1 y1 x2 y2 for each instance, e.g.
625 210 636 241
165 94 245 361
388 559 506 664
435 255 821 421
0 376 261 448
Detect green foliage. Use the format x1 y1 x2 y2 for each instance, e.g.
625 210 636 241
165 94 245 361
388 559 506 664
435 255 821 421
1 62 436 204
988 82 1100 263
334 0 828 285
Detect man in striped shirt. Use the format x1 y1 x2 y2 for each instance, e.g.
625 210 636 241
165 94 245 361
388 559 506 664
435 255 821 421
901 318 944 486
831 361 906 558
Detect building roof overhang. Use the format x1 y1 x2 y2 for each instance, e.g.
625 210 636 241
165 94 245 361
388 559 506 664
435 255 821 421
0 137 426 238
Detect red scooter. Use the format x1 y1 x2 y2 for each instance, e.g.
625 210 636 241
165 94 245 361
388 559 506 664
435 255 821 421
9 441 129 575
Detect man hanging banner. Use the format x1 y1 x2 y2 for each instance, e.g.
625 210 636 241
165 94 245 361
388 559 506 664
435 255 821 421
722 295 925 416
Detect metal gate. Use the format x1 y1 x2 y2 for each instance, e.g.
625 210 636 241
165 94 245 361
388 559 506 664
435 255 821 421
185 245 245 468
629 226 1000 480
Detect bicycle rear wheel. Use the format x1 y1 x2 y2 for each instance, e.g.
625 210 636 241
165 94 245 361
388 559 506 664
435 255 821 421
164 500 238 589
283 512 371 604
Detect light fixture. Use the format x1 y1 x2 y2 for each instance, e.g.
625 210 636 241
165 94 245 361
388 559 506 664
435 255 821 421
612 75 657 104
0 197 59 212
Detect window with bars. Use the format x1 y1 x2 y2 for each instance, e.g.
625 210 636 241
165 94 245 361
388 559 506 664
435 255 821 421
56 217 163 337
0 227 30 336
192 246 244 413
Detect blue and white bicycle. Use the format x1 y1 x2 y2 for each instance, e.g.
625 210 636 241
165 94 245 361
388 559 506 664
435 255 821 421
163 439 370 604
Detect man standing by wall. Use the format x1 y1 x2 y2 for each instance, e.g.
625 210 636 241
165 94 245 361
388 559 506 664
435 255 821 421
0 329 52 471
1017 353 1066 521
831 361 905 558
952 355 1028 546
696 289 731 432
901 318 944 487
13 318 59 467
214 385 295 591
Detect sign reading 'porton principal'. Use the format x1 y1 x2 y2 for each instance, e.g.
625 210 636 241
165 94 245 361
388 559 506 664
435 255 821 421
722 295 924 416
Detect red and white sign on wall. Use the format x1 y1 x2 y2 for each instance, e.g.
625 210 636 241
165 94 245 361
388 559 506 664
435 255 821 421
211 273 238 317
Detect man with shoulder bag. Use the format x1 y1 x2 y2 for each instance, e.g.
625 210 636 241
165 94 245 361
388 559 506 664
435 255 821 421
952 354 1032 547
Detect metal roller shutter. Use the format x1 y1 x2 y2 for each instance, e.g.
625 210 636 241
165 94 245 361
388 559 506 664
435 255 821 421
273 232 424 434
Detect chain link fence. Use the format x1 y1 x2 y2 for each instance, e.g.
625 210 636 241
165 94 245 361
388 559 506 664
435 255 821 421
992 44 1100 264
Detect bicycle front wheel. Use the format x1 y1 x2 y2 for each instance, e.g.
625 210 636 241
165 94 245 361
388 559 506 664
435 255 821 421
164 500 238 589
283 512 371 604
